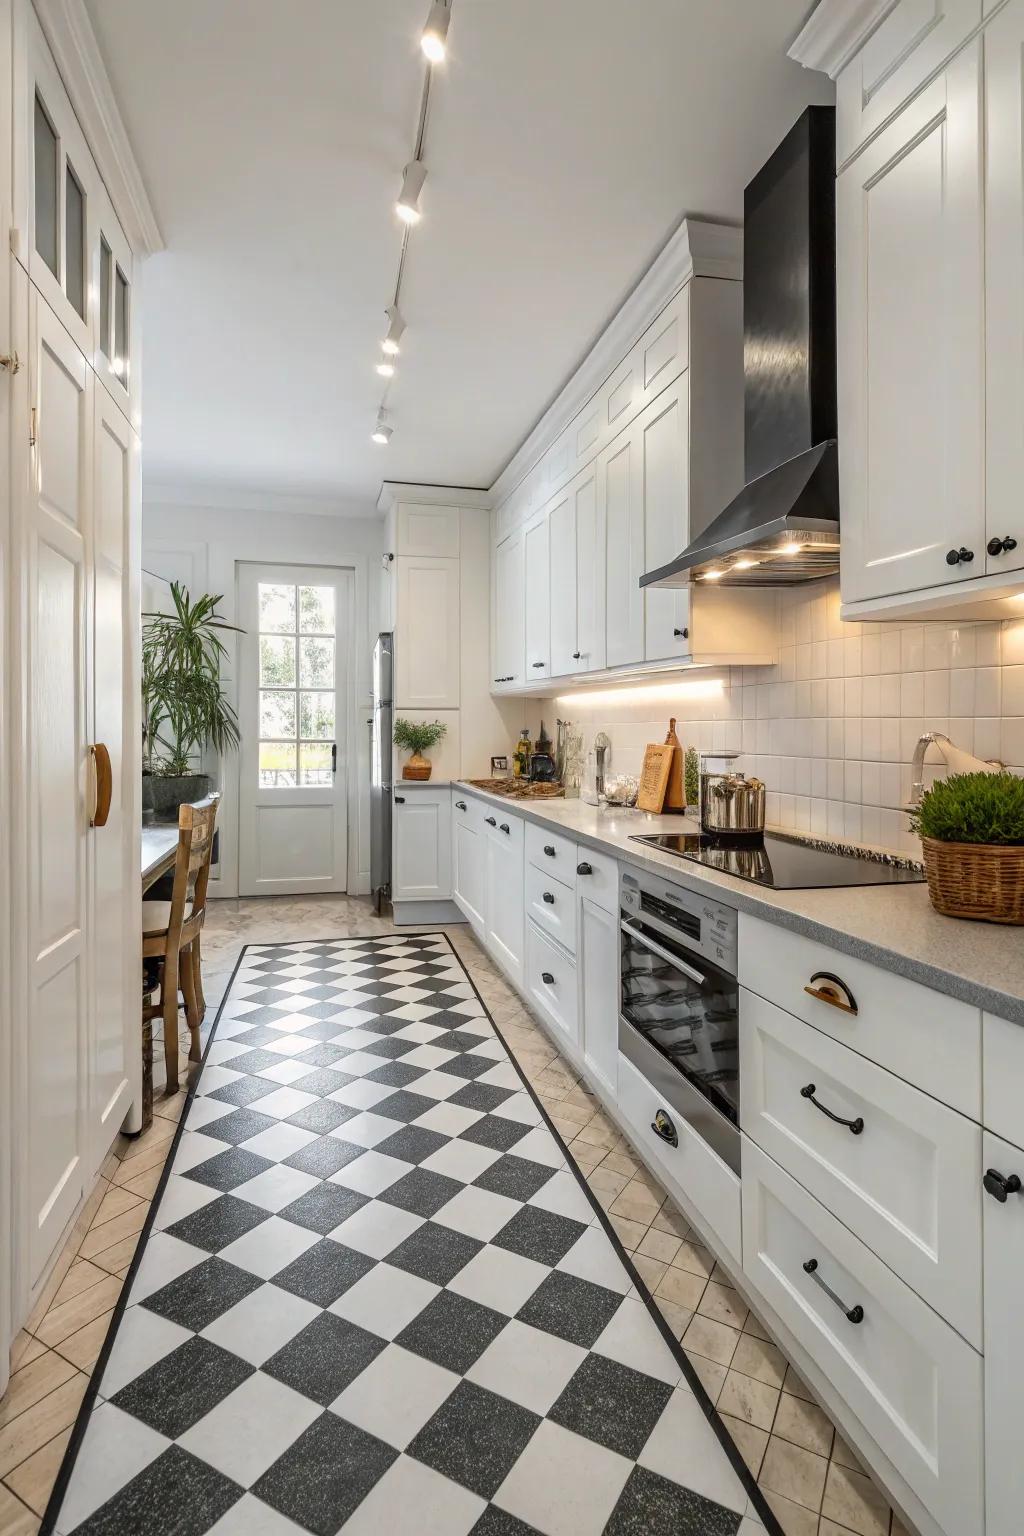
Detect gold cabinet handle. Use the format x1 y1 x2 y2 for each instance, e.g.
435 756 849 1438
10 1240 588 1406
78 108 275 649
0 351 19 375
803 971 858 1016
89 744 113 827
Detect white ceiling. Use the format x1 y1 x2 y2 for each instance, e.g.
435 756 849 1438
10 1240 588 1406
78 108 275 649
84 0 832 510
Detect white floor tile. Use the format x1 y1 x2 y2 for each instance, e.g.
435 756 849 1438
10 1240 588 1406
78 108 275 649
98 1305 192 1398
207 1493 308 1534
591 1296 682 1386
420 1137 502 1184
492 1091 542 1126
638 1387 747 1514
329 1078 395 1110
404 1070 464 1101
340 1111 406 1148
259 1059 316 1085
127 1232 209 1302
57 1404 169 1532
201 1283 320 1365
411 1101 484 1138
448 1243 548 1315
241 1122 319 1161
251 1086 320 1120
232 1163 321 1212
329 1151 415 1198
339 1452 485 1536
217 1214 320 1278
511 1124 566 1168
528 1169 597 1225
494 1420 632 1536
557 1226 634 1295
169 1130 233 1174
150 1173 220 1232
329 1199 424 1260
331 1343 459 1450
432 1184 522 1243
466 1318 586 1415
178 1371 321 1485
329 1260 439 1339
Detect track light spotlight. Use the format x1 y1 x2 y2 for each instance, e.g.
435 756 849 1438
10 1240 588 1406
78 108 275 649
397 160 427 224
371 409 392 445
376 358 395 378
421 1 450 62
381 305 406 356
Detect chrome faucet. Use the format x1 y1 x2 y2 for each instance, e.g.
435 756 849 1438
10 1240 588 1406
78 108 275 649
907 731 1003 810
594 732 611 799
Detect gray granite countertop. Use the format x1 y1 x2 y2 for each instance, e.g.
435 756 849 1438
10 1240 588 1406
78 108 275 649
395 778 451 789
454 781 1024 1024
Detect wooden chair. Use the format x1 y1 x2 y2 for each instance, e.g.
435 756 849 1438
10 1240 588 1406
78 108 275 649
142 794 220 1094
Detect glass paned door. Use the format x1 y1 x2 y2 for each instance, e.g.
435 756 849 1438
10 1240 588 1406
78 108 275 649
238 564 349 897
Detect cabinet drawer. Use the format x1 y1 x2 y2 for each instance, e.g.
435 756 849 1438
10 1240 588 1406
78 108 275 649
616 1051 741 1264
741 989 982 1346
738 914 981 1117
482 806 524 850
742 1140 983 1536
525 920 577 1046
525 863 577 954
982 1011 1024 1152
525 821 577 880
573 845 618 915
835 0 981 166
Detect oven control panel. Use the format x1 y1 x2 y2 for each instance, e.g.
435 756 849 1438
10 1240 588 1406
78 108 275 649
621 869 737 975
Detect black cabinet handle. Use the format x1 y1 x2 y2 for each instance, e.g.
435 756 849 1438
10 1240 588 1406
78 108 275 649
541 971 555 985
394 795 405 804
572 651 582 660
544 844 556 857
651 1108 678 1147
803 1259 864 1324
532 661 546 669
485 816 497 826
577 861 592 876
542 891 555 904
988 536 1019 557
331 742 338 775
499 822 510 834
984 1169 1022 1203
455 800 467 810
946 546 975 565
800 1083 864 1136
673 627 688 639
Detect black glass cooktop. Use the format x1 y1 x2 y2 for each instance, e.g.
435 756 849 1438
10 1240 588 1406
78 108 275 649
629 831 926 891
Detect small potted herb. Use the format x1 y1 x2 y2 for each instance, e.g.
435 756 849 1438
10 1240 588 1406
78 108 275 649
393 717 447 781
684 746 700 812
910 771 1024 924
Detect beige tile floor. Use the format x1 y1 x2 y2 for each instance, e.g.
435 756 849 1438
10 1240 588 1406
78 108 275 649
0 895 917 1536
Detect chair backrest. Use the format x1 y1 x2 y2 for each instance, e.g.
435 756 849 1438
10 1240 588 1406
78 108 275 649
165 793 220 944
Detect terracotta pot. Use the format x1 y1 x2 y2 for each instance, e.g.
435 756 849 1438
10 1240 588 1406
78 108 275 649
402 753 432 781
922 836 1024 924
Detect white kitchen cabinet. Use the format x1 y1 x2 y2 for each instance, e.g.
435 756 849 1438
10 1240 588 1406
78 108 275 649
602 418 644 669
982 1128 1024 1536
485 814 524 985
395 556 460 710
640 376 692 662
397 504 460 558
579 896 618 1096
548 485 576 677
523 514 550 680
572 461 605 673
491 528 524 690
451 793 485 930
983 0 1024 579
525 920 578 1047
838 46 986 605
392 787 452 901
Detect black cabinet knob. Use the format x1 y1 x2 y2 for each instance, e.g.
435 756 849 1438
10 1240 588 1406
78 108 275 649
572 651 582 661
394 795 405 803
542 891 555 904
543 845 556 857
984 1169 1022 1203
988 535 1019 557
673 627 688 639
946 546 975 566
499 822 510 834
541 971 555 985
485 816 496 826
577 861 592 876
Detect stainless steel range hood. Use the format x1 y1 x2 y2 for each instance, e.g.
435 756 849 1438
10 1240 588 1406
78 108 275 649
642 107 838 590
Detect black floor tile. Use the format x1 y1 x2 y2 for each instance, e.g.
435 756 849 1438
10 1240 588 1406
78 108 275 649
72 1446 242 1536
263 1311 386 1405
395 1289 508 1374
371 1090 438 1124
437 1053 495 1082
198 1106 278 1145
253 1412 398 1536
470 1508 543 1535
604 1466 744 1536
449 1082 516 1113
286 1099 358 1134
282 1136 365 1178
110 1336 253 1438
378 1168 464 1219
165 1194 271 1254
218 1049 283 1076
548 1354 673 1460
181 1146 274 1192
361 1036 417 1060
459 1115 530 1153
205 1075 279 1109
515 1271 624 1349
373 1125 448 1166
139 1256 262 1333
408 1380 540 1500
491 1206 586 1268
293 1041 352 1068
271 1237 376 1307
386 1221 482 1286
289 1067 356 1097
278 1183 369 1235
364 1060 425 1087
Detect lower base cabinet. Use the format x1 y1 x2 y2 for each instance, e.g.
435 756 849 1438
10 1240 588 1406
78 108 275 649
485 818 524 986
982 1129 1024 1536
579 896 618 1095
452 797 485 929
392 788 452 901
525 919 577 1047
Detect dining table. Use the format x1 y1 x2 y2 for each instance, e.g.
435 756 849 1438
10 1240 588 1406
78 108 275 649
141 824 178 892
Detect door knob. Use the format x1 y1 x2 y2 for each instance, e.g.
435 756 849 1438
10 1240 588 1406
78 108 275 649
983 1169 1022 1203
987 536 1019 557
946 547 975 565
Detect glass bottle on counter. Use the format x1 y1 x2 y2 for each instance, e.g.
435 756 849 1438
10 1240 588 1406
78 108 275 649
513 728 532 779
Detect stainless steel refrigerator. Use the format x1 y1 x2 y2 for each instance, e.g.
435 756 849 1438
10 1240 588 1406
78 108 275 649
370 633 394 912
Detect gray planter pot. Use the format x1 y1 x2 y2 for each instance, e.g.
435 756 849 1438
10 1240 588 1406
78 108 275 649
149 772 211 820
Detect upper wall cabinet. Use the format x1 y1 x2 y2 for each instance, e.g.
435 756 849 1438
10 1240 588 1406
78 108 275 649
491 527 524 691
398 504 460 559
838 45 985 605
395 556 460 710
835 0 981 166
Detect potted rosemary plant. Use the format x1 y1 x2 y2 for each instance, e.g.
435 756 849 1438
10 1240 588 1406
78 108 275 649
393 717 447 781
143 582 242 817
911 771 1024 924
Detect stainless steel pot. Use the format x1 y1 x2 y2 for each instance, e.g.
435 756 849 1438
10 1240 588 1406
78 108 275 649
699 753 766 835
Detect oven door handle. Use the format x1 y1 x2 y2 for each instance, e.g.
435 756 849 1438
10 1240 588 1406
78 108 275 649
620 919 707 988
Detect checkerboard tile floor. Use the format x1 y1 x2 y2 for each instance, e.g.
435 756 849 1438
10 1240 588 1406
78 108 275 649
44 934 761 1536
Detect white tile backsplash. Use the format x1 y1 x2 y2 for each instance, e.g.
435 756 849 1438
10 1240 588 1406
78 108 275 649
544 583 1024 856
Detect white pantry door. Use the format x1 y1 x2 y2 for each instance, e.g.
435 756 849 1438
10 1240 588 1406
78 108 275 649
238 564 349 895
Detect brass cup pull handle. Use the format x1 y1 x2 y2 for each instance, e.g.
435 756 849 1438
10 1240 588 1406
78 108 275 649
803 971 858 1016
0 351 20 375
89 743 113 827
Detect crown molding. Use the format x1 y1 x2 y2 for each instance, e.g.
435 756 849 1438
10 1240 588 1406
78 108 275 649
487 216 742 512
145 478 378 519
376 482 490 516
33 0 163 254
788 0 902 78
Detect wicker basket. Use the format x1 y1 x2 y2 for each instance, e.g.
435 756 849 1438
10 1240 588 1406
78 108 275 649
922 837 1024 925
402 754 432 781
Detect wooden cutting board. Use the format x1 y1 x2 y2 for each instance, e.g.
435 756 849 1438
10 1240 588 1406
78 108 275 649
637 743 674 813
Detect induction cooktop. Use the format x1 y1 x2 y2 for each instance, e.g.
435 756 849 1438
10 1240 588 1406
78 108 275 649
629 830 926 891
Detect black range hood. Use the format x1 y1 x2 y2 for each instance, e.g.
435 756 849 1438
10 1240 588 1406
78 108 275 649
642 106 838 589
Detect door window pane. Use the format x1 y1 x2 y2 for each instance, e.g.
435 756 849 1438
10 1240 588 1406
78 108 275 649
259 742 296 787
259 583 295 632
65 163 85 318
34 94 59 277
114 266 129 383
259 690 296 738
299 691 335 740
299 636 334 688
260 634 296 687
299 585 334 634
100 238 112 354
299 743 332 786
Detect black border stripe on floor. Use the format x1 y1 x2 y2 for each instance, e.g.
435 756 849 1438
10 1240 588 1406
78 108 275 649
41 931 783 1536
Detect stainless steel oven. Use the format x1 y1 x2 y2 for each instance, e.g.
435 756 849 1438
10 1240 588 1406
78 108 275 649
619 867 740 1174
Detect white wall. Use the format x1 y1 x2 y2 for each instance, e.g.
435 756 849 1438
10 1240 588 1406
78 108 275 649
544 579 1024 855
143 496 386 897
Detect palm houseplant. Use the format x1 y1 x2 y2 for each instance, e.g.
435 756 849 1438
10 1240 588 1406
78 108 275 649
910 771 1024 924
143 582 242 817
393 717 447 781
